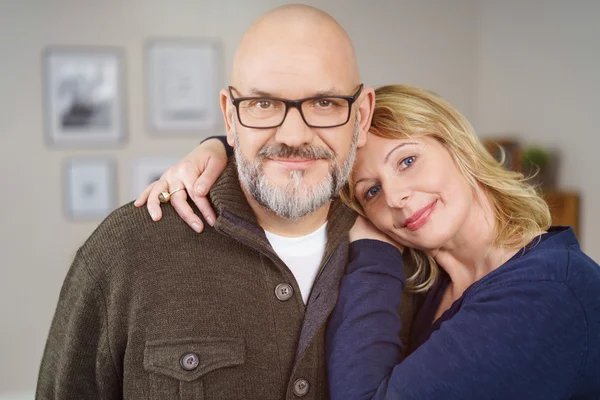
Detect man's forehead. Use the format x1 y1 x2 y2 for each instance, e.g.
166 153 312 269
232 54 357 98
231 28 360 97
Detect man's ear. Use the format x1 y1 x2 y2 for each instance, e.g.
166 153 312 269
356 87 375 148
220 88 235 147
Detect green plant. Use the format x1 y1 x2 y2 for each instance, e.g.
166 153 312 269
521 147 550 168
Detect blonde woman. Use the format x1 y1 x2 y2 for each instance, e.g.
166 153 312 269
136 85 600 399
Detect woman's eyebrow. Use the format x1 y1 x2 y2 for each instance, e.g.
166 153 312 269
353 142 419 187
384 142 419 163
353 177 370 187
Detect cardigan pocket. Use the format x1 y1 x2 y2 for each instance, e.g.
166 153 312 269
143 337 245 400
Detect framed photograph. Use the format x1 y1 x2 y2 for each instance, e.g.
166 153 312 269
65 158 117 220
132 157 179 199
44 47 126 146
483 138 521 171
147 39 222 135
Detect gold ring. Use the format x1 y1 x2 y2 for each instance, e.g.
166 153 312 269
158 187 184 203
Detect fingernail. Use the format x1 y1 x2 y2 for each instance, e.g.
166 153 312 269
197 184 207 195
192 223 202 233
150 211 157 221
206 216 215 226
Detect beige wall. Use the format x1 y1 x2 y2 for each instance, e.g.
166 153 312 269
0 0 477 393
475 0 600 260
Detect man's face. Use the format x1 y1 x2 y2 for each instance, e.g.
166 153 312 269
223 37 364 219
233 114 360 219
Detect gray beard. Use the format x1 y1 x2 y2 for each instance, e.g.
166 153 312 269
234 115 359 220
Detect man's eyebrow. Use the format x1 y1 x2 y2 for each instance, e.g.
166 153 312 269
245 87 341 98
313 88 341 97
246 88 275 97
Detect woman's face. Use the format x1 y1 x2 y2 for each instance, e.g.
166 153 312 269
352 133 475 251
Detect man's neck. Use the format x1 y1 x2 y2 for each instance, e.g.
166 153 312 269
242 189 331 238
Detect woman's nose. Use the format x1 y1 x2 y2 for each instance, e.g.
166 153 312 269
384 186 410 209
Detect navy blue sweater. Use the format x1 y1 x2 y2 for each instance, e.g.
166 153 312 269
326 227 600 399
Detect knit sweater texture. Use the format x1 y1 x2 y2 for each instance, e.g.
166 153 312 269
37 160 381 399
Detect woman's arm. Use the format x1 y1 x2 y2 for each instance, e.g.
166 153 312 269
134 136 231 232
326 251 587 400
327 216 406 398
326 238 406 400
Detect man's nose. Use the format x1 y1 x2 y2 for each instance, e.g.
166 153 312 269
274 107 315 148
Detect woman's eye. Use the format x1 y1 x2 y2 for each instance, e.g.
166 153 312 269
364 185 381 201
400 156 416 169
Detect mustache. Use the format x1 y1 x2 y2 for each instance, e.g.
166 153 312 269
257 143 335 161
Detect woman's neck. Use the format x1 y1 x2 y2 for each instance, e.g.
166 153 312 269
430 190 519 296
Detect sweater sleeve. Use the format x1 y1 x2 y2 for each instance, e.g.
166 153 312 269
36 251 121 399
326 239 406 399
202 135 233 158
326 243 588 400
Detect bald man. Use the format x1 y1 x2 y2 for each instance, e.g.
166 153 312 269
37 5 380 400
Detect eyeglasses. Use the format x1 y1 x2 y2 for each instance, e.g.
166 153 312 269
228 84 363 129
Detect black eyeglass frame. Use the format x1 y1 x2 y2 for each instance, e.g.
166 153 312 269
228 84 364 129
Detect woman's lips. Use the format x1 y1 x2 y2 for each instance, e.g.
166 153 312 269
404 200 437 231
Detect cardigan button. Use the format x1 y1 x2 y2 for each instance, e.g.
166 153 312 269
293 378 310 397
179 352 200 371
275 283 293 301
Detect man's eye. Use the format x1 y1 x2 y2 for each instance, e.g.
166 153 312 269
364 185 381 201
317 100 333 108
256 101 271 109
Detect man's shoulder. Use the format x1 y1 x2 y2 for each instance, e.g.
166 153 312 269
82 201 194 249
76 201 224 279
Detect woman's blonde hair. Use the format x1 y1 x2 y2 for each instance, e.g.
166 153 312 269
342 85 551 292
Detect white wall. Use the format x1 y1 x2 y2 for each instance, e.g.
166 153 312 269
475 0 600 260
0 0 477 393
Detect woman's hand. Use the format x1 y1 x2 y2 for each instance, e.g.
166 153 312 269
134 138 228 232
349 216 404 252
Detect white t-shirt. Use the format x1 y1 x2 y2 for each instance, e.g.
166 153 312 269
265 222 328 304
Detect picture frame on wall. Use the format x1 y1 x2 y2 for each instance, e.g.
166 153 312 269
43 47 126 146
132 157 179 200
147 39 222 135
65 157 117 220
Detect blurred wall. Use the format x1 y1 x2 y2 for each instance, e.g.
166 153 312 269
475 0 600 260
0 0 477 393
